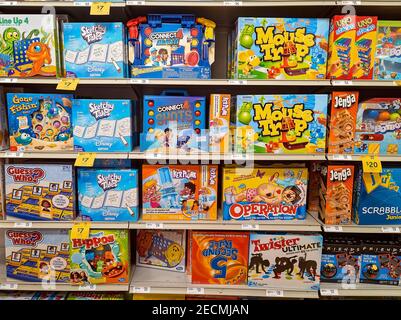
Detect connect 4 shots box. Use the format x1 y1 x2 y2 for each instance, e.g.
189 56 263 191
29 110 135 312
77 169 139 222
209 94 231 153
126 14 215 79
63 22 127 78
5 229 70 282
4 164 74 221
73 99 133 152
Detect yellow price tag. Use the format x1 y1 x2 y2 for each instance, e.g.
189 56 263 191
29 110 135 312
71 222 91 240
57 78 79 91
90 2 111 15
75 152 96 167
361 155 382 173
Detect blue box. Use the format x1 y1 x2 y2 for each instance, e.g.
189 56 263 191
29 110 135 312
77 168 139 221
63 22 127 78
72 99 133 152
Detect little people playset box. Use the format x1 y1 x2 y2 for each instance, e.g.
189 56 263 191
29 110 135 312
63 22 127 78
142 165 218 221
73 99 133 153
5 164 74 221
222 167 308 221
136 229 186 272
126 14 215 79
77 169 139 222
5 229 70 283
70 229 130 285
234 94 328 154
191 231 249 285
209 94 232 154
6 93 73 152
229 17 329 80
248 233 323 290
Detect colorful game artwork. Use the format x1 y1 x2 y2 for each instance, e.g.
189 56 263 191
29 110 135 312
136 230 186 272
142 165 218 220
191 231 249 285
5 229 70 282
222 167 308 221
234 94 328 154
230 17 329 80
6 93 73 152
69 230 130 285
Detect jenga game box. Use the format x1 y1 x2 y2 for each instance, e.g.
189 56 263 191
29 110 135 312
328 92 359 154
307 161 324 214
319 164 354 225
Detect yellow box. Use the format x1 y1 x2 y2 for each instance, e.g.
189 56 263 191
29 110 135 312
209 94 231 153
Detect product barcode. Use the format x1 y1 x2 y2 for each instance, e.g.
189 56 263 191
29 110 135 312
78 284 97 291
241 224 259 230
382 227 400 233
187 287 205 295
127 0 145 4
332 80 353 86
228 80 247 85
266 290 284 297
223 1 242 6
145 223 164 229
132 287 151 293
320 289 339 296
323 226 343 232
0 283 18 290
74 1 91 6
130 79 150 84
0 78 18 83
13 222 32 228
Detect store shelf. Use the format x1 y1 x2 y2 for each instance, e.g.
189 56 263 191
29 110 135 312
0 281 128 292
320 283 401 297
331 80 401 86
0 151 128 159
327 154 401 162
0 1 125 7
126 0 337 6
130 266 318 298
0 221 129 229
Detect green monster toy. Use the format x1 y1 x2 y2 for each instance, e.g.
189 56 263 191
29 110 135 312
239 24 255 49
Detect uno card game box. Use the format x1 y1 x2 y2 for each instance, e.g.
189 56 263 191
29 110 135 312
5 229 70 283
77 169 139 222
230 17 329 80
223 167 308 221
6 93 73 152
191 231 249 285
63 22 127 78
70 229 130 285
136 229 186 272
5 164 74 221
142 165 218 221
126 14 215 79
73 99 133 152
234 95 328 154
209 94 231 154
248 233 323 290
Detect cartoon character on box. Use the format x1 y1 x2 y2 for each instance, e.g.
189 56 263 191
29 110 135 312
141 93 207 153
70 230 130 285
5 164 74 221
230 18 329 80
191 231 249 285
142 165 218 220
126 14 215 79
248 233 322 290
136 230 186 272
6 93 73 152
0 15 58 77
73 99 133 152
235 95 327 154
77 169 138 222
209 94 231 153
63 23 127 78
5 229 70 282
223 167 308 221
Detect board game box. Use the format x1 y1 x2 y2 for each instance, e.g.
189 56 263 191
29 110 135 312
234 94 328 154
191 231 249 285
307 161 323 214
248 233 323 290
5 229 70 283
73 99 133 152
229 17 329 80
136 229 186 272
0 87 9 151
70 229 130 285
209 94 231 154
66 292 124 300
222 167 308 221
77 168 139 222
6 93 73 152
5 163 74 221
142 165 218 220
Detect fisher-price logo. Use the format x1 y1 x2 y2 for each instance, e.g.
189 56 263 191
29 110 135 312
97 173 122 191
81 25 106 45
89 102 114 120
7 166 45 184
229 203 298 219
172 169 197 180
71 234 115 250
7 230 43 247
251 237 301 252
149 29 183 46
334 94 357 108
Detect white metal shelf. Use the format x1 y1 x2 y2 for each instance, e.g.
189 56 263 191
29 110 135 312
0 221 129 229
0 281 129 292
0 1 125 6
320 283 401 297
0 151 128 159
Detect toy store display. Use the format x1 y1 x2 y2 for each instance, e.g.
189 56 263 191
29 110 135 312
142 165 218 220
248 233 323 290
126 14 215 79
73 99 133 153
4 163 74 221
63 22 127 78
229 18 329 80
209 94 232 154
136 229 186 272
6 93 73 152
234 94 328 154
77 168 139 222
222 167 308 221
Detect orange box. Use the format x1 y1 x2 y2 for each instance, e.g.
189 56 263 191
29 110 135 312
328 91 359 154
191 231 249 285
209 94 231 153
